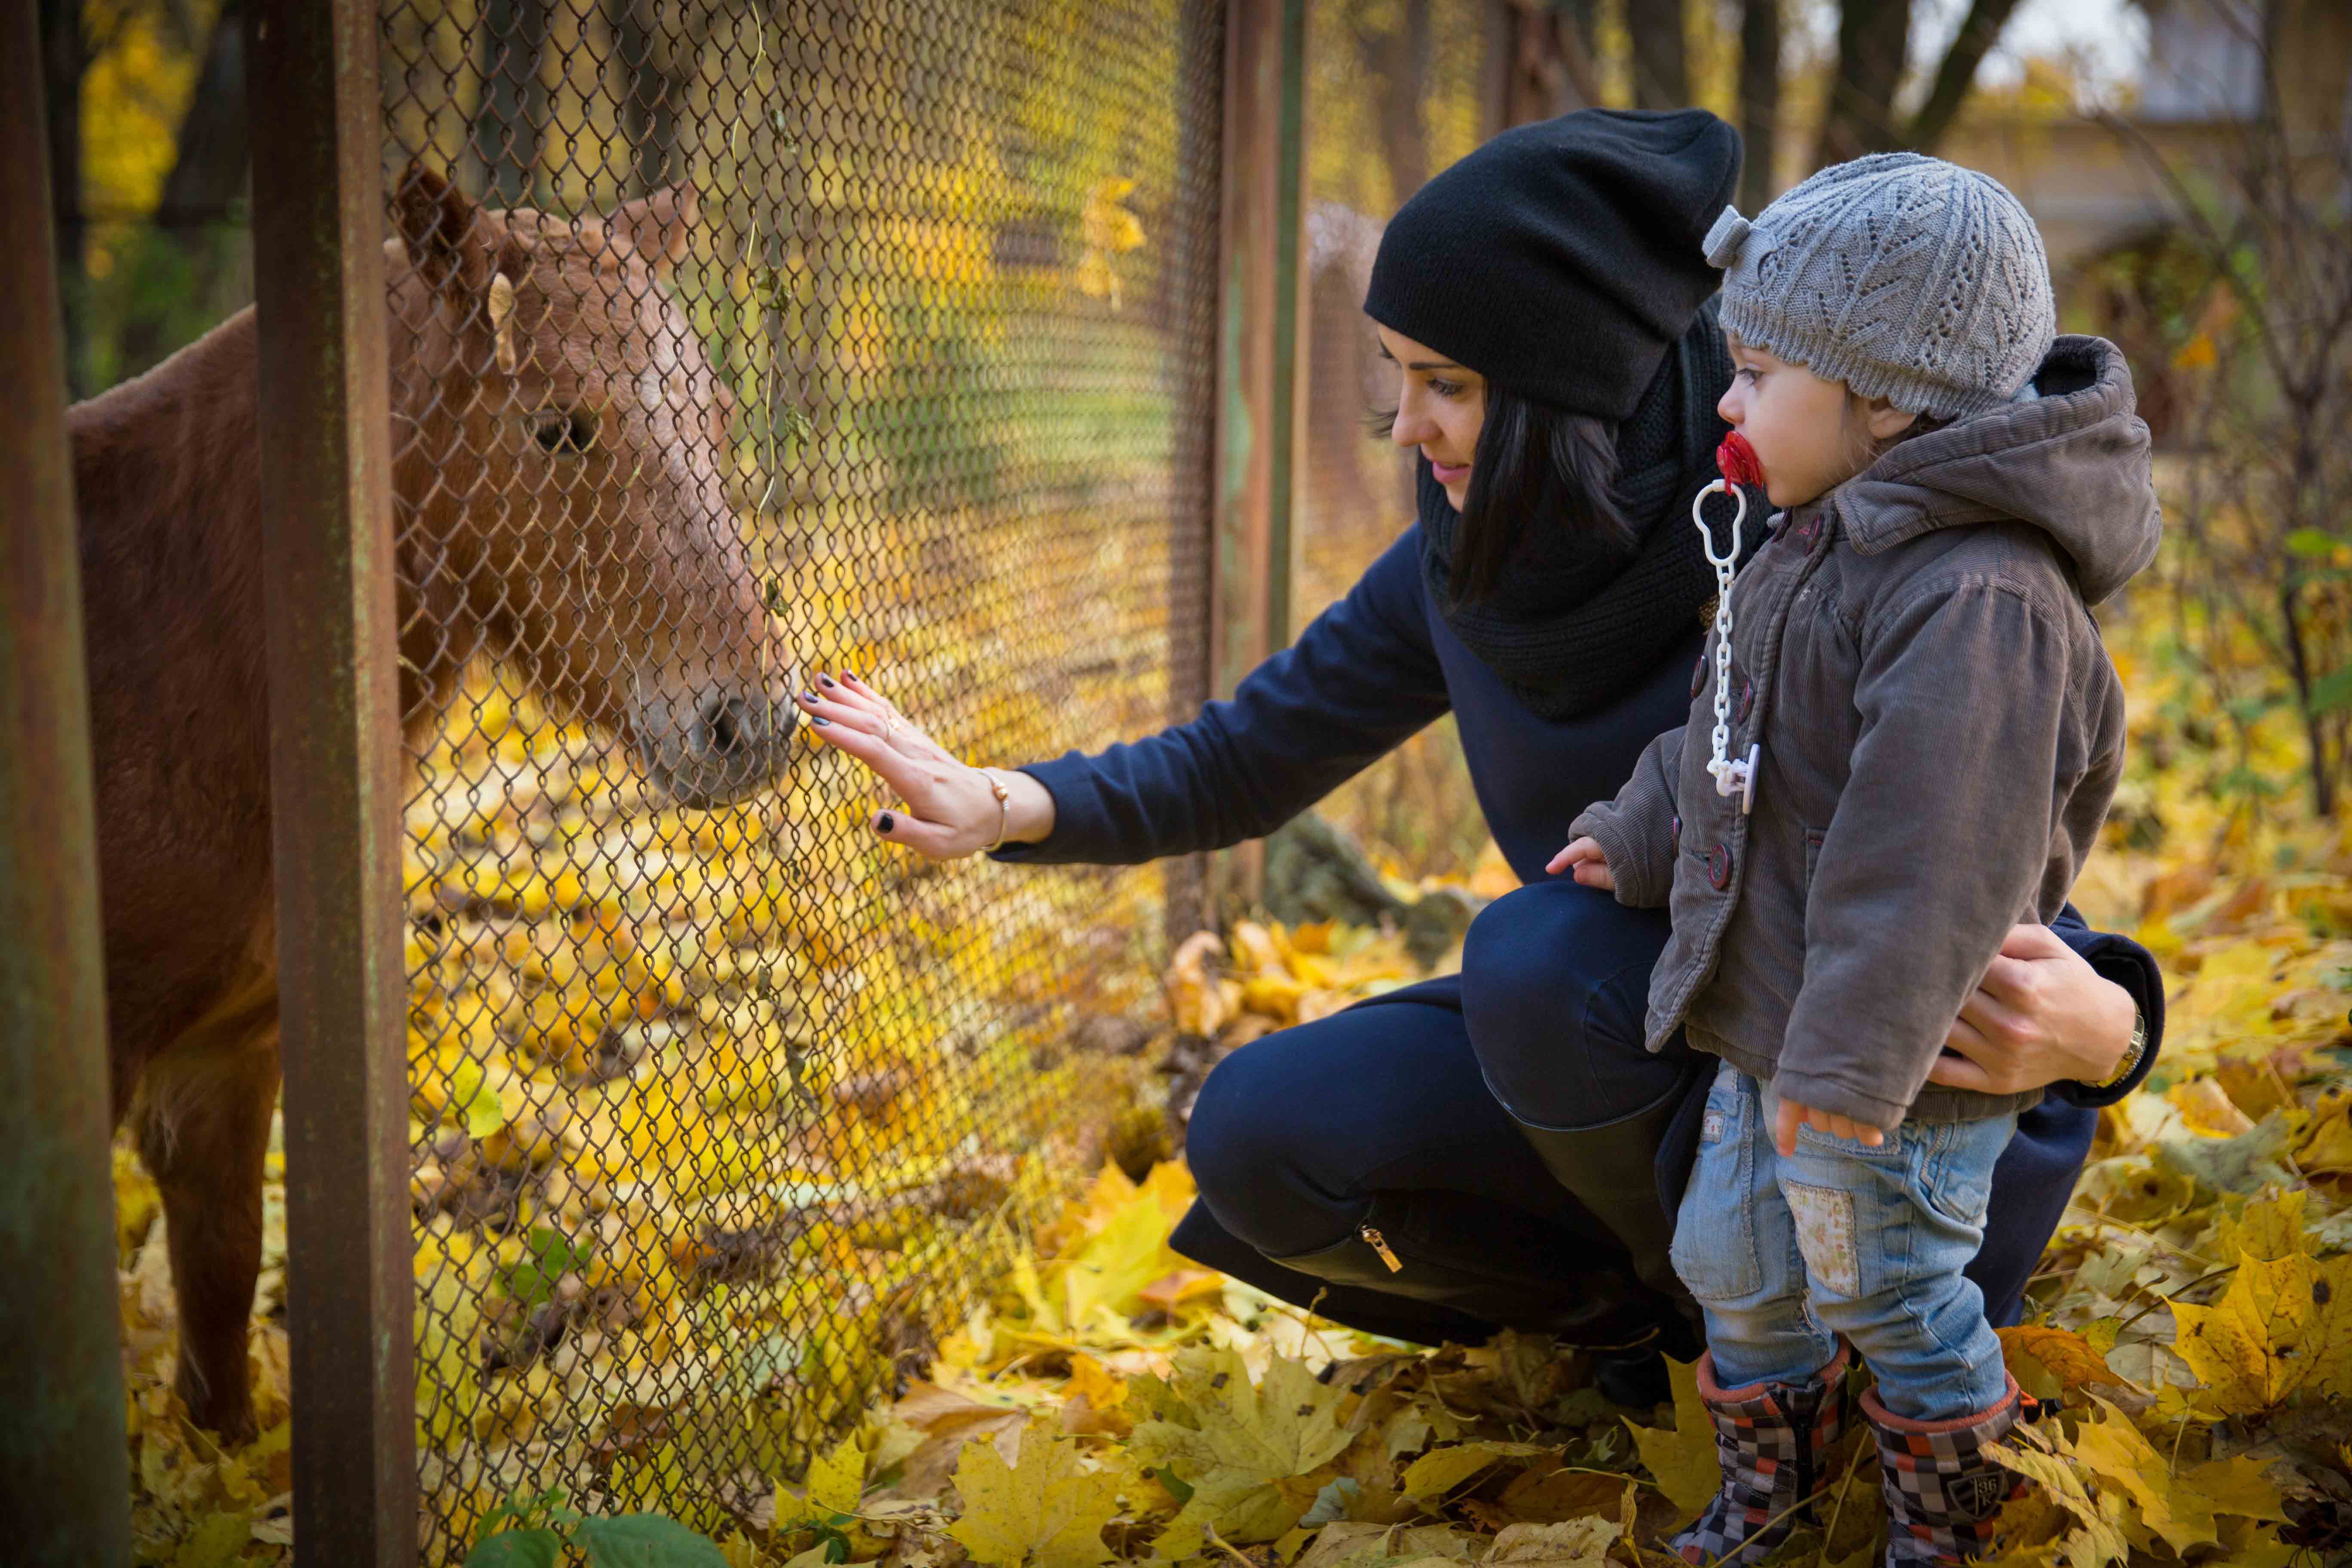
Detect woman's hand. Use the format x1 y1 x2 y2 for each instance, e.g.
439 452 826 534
792 672 1055 859
1926 923 2138 1094
1547 836 1614 890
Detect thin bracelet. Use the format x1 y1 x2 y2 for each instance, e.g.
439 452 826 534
979 768 1013 853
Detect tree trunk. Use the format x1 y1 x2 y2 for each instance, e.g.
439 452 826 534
2282 580 2336 817
1814 0 1909 168
1354 0 1432 208
116 0 252 377
1736 0 1779 211
1627 0 1689 110
38 0 86 398
1905 0 2024 153
155 1 248 230
1489 0 1601 130
465 0 548 206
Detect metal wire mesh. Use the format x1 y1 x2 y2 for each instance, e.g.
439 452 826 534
377 0 1222 1547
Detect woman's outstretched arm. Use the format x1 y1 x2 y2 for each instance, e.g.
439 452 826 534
794 531 1454 864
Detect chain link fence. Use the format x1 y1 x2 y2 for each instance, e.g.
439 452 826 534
377 0 1222 1547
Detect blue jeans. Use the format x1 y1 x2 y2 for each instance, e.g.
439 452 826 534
1670 1063 2014 1421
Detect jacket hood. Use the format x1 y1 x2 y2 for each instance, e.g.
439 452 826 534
1838 335 2161 605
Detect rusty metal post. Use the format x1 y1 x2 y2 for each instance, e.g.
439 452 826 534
245 1 416 1562
1210 0 1310 909
0 6 134 1563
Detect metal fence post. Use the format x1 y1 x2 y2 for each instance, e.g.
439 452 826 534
245 1 417 1562
1211 0 1310 909
0 6 135 1562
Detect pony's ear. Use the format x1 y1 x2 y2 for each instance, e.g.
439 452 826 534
391 161 490 305
394 162 529 373
607 183 699 280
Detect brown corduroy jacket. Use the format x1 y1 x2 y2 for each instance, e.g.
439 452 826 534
1571 336 2162 1131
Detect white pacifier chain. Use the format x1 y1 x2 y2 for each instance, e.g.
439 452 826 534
1693 477 1759 814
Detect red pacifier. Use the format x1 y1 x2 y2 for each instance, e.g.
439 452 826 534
1715 430 1764 490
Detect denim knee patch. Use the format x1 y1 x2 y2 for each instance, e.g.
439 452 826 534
1785 1181 1859 1297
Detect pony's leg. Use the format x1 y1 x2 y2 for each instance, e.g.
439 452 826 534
134 976 280 1446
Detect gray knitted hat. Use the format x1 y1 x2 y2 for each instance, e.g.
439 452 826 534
1702 152 2055 421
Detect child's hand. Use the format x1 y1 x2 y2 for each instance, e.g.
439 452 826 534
1547 836 1614 890
1772 1096 1886 1158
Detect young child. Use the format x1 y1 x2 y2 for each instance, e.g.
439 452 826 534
1550 154 2160 1566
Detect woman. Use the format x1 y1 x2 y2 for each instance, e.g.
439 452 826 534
795 108 2160 1402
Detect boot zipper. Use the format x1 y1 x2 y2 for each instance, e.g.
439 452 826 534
1359 1224 1403 1273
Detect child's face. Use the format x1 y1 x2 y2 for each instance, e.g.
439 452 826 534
1716 334 1917 508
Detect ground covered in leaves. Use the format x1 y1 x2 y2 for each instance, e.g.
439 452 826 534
114 606 2352 1565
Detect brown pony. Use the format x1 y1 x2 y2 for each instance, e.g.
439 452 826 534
70 165 789 1442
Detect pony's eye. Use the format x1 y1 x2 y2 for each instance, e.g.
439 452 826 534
525 408 597 455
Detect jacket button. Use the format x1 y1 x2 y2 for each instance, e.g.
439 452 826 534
1736 680 1754 723
1690 655 1706 698
1708 843 1733 890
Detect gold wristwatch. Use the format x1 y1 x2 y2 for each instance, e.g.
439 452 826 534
2088 1004 2148 1093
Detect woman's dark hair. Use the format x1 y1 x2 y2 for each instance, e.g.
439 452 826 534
1374 383 1632 606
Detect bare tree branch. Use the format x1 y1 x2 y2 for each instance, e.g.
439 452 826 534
1737 0 1779 209
1903 0 2024 153
1813 0 1909 167
1627 0 1689 110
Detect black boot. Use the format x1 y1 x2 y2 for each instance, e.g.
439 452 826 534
1507 1084 1693 1303
1508 1084 1707 1403
1268 1192 1669 1350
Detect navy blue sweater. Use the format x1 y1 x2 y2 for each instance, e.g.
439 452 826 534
1001 524 2161 1109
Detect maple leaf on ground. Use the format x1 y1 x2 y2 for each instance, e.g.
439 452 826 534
2067 1395 2223 1553
1480 1518 1619 1566
1289 1521 1482 1568
948 1421 1122 1568
1996 1325 2129 1402
879 1383 1029 1504
2154 1111 2300 1196
2169 1248 2352 1414
1397 1441 1556 1501
1128 1346 1354 1557
2204 1188 2315 1265
1621 1357 1715 1525
1984 1438 2131 1568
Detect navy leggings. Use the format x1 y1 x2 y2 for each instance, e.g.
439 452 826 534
1171 879 2096 1343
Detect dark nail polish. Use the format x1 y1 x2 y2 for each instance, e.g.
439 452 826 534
818 674 836 687
843 671 861 684
876 811 894 833
800 689 818 702
811 715 829 726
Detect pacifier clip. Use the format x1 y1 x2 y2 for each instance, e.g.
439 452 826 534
1694 433 1761 814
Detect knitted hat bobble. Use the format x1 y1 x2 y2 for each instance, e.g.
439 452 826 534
1706 153 2056 422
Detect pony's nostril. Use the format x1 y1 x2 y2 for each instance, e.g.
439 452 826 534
699 693 760 760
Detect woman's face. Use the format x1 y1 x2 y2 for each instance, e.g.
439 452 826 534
1375 324 1486 511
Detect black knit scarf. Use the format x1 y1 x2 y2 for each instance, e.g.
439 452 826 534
1419 299 1765 722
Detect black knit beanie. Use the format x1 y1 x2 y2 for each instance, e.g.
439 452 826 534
1363 107 1742 422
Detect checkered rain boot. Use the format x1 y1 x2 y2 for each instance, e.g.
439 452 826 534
1862 1375 2023 1565
1667 1344 1852 1568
